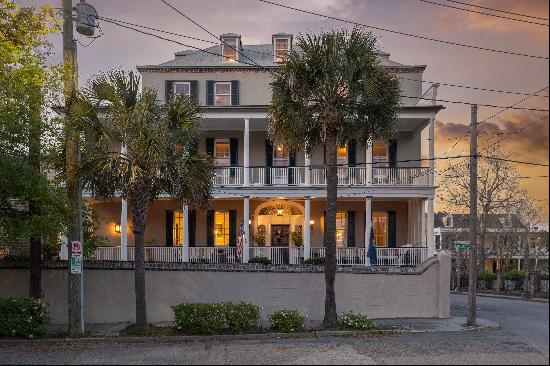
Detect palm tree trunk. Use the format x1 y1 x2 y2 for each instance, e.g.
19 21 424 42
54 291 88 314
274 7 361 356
131 188 151 329
29 103 42 299
322 128 338 328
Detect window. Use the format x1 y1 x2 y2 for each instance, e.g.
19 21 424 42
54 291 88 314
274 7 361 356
222 38 237 62
372 212 387 247
173 211 184 246
214 82 231 106
173 82 190 97
336 212 348 247
214 139 230 166
274 38 290 62
214 211 230 246
273 143 289 166
444 215 453 228
372 140 388 166
337 145 348 164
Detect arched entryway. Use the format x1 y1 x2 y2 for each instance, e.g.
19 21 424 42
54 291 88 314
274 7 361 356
253 200 304 247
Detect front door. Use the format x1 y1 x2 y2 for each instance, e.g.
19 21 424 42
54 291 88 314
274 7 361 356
271 225 290 246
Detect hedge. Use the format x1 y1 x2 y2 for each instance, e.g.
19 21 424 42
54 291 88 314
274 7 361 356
477 270 497 282
338 311 375 331
268 309 306 333
0 297 49 338
503 269 525 281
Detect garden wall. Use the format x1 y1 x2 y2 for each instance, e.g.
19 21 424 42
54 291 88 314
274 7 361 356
0 252 451 325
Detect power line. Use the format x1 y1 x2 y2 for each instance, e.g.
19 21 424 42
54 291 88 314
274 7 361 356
418 0 549 27
440 0 549 22
257 0 549 60
402 95 549 112
481 156 549 167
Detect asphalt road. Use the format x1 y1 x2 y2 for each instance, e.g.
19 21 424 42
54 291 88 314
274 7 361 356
1 294 548 365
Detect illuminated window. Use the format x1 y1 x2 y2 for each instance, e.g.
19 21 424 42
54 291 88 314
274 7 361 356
214 82 231 106
173 82 190 97
214 139 230 167
222 38 237 62
214 211 229 246
337 145 347 164
274 38 290 62
372 212 387 247
173 211 184 246
336 212 347 247
372 140 388 166
273 143 289 166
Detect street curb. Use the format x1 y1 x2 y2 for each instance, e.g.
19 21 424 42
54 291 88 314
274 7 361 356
0 329 402 346
452 291 549 303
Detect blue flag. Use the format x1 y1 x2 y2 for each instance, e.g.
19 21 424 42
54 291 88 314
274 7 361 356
367 226 377 265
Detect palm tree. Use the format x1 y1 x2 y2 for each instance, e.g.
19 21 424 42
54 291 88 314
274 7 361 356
71 69 214 328
268 29 401 327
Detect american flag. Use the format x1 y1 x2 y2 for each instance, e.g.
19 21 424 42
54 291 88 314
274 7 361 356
236 218 244 262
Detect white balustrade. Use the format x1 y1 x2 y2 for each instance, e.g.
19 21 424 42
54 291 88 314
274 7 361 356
372 167 430 186
337 167 368 186
250 167 303 186
250 247 303 265
336 247 367 266
189 247 237 264
310 247 326 258
213 167 243 186
94 246 121 261
375 247 428 267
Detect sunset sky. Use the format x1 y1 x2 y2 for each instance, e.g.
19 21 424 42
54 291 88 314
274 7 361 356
20 0 550 221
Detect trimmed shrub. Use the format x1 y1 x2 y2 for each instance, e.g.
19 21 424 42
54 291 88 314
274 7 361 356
224 302 261 333
503 269 525 281
304 256 326 265
171 303 226 335
268 309 306 333
0 297 49 338
338 311 375 331
477 270 497 282
249 256 271 265
540 272 549 280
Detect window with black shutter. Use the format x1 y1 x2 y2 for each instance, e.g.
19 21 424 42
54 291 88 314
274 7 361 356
206 210 215 247
166 209 174 246
189 210 196 247
389 140 397 168
206 80 215 106
229 210 237 247
388 211 397 248
347 211 355 247
265 140 273 185
231 80 239 106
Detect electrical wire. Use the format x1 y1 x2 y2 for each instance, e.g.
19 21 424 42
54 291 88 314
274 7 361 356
440 0 549 21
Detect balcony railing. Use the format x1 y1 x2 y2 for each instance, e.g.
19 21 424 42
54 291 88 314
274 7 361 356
93 246 428 267
213 166 430 187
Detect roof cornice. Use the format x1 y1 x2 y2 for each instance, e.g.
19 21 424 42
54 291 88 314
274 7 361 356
136 65 428 74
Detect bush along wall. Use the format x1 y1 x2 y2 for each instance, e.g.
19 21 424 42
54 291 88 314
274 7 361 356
0 297 49 338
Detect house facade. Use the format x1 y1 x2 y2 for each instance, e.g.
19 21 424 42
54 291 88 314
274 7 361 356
90 33 442 267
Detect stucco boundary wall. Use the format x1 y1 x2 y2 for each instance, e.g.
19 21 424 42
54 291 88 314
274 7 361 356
0 252 451 325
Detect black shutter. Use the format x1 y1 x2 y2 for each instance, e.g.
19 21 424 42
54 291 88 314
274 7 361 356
388 211 397 248
347 211 355 247
166 209 174 246
206 210 214 247
265 140 273 185
348 140 356 166
231 80 239 106
206 80 215 106
165 80 174 103
389 140 397 168
230 138 238 178
323 210 327 246
229 210 237 247
189 210 196 247
190 80 198 103
288 152 296 185
206 138 215 157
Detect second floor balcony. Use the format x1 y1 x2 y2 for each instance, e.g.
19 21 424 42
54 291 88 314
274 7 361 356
213 166 432 187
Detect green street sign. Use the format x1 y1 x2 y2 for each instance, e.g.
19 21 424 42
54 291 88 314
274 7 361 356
70 257 82 274
454 241 470 249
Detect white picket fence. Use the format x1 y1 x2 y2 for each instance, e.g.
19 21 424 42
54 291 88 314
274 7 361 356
93 246 428 267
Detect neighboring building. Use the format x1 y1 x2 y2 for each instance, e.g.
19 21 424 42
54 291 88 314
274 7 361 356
434 212 549 272
90 33 443 266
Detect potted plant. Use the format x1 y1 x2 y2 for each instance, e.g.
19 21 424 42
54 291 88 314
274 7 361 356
253 225 266 247
290 231 303 247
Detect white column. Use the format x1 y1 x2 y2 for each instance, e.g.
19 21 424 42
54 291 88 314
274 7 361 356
182 204 189 262
427 198 435 257
304 152 311 186
304 196 311 260
429 117 435 186
244 118 250 186
365 197 372 266
60 235 68 260
120 144 128 261
366 139 373 186
419 198 426 247
243 196 250 263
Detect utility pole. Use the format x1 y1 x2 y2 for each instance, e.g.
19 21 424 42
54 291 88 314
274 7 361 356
467 104 478 327
63 0 84 336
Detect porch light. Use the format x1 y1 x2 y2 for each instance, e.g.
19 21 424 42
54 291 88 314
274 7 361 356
115 223 121 233
276 208 284 216
276 143 284 152
249 219 252 225
310 220 315 225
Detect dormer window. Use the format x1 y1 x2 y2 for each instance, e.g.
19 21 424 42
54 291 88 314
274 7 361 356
272 33 292 62
220 34 241 62
444 215 453 228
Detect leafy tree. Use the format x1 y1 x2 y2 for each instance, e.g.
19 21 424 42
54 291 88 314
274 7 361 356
0 0 64 298
72 69 214 328
268 29 400 327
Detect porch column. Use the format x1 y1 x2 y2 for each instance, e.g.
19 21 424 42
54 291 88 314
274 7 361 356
120 143 128 261
365 197 372 266
304 196 311 260
427 197 435 257
419 198 426 247
366 138 373 186
429 117 435 186
304 151 311 186
243 196 250 263
182 204 189 262
244 118 250 186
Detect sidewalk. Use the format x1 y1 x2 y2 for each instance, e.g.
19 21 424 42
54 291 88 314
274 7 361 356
452 291 549 303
